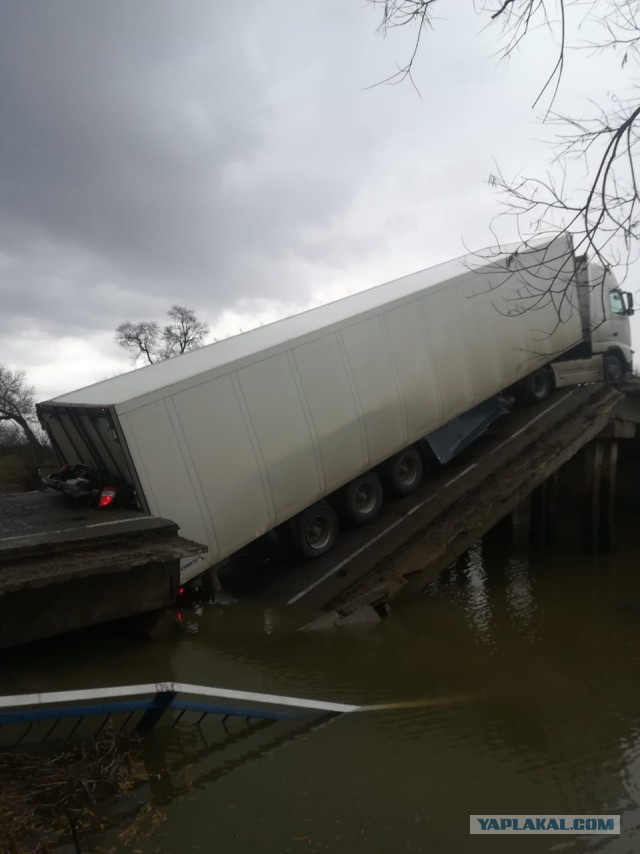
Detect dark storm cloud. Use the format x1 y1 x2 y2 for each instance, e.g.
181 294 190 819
0 2 268 315
0 0 391 341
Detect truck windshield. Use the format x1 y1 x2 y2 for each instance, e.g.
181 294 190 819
609 290 627 315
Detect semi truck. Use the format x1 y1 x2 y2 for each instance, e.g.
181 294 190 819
37 235 633 584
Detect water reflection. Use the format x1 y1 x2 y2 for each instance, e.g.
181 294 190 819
3 516 640 852
458 542 494 647
504 556 538 640
434 539 541 647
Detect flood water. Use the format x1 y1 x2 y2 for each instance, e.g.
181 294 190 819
4 510 640 853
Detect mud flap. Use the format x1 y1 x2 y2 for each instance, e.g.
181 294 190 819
425 396 511 465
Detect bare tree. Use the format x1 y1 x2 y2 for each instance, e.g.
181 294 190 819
115 320 160 365
0 365 44 454
0 420 51 491
116 305 209 364
162 305 210 358
370 1 640 294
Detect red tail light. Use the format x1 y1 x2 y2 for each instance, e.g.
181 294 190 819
98 487 117 508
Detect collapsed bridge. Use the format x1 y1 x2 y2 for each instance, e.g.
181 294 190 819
242 380 638 622
1 381 637 649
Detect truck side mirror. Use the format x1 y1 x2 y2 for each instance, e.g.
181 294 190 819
625 291 635 316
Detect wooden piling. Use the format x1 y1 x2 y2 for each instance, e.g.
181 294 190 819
580 439 618 554
581 441 603 554
529 473 558 549
485 512 515 548
598 440 618 553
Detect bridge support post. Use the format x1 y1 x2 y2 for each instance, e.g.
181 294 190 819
529 473 558 550
582 441 603 554
485 512 515 548
598 440 618 554
581 440 618 554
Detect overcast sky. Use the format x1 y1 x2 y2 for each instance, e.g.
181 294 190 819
1 0 636 401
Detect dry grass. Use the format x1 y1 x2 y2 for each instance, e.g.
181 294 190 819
0 728 164 853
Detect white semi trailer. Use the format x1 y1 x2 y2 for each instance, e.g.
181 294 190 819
37 236 633 583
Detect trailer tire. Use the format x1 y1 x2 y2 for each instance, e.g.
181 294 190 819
380 446 424 495
522 367 553 404
339 471 383 525
292 501 339 559
604 352 624 384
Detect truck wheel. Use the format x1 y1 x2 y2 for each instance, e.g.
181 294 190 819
522 367 553 403
604 352 624 383
380 446 423 495
340 471 383 525
292 501 339 559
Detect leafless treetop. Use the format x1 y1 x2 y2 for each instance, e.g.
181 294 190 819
116 305 209 365
370 0 640 323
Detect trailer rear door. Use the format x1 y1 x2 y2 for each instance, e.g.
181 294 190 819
37 404 146 509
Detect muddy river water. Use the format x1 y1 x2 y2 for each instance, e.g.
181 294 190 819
3 509 640 853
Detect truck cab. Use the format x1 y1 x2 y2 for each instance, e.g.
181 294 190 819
589 264 634 378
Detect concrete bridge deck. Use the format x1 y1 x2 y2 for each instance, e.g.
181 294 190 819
0 492 203 649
